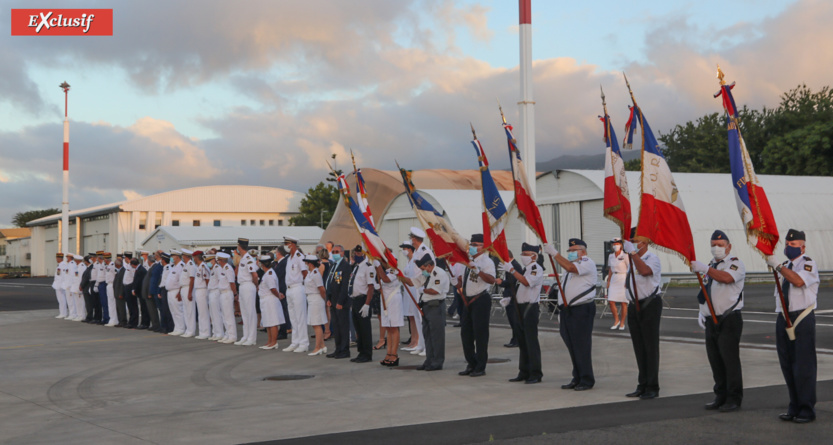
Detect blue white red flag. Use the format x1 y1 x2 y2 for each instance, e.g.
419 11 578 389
503 120 548 244
623 105 638 149
337 174 398 270
714 67 778 255
355 169 375 229
631 103 697 264
398 166 469 264
600 103 632 239
471 130 510 262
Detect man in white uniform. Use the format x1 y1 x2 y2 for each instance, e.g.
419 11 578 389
206 253 224 341
348 245 378 362
103 253 119 327
192 251 212 340
52 253 68 319
217 252 238 344
70 255 87 321
165 250 185 335
503 243 545 384
234 238 259 346
402 254 449 371
459 234 496 378
282 236 310 353
62 254 78 321
179 249 197 338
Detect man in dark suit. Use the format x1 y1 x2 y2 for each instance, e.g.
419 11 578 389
130 259 148 329
113 259 127 327
80 256 97 323
272 246 291 340
142 256 160 331
325 245 351 358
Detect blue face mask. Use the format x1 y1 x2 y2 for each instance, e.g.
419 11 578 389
354 255 365 264
469 246 478 256
332 253 342 263
422 270 430 277
784 245 802 260
567 251 579 262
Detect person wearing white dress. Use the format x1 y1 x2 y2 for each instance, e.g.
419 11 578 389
399 240 424 355
375 256 404 367
258 255 285 350
304 255 328 356
606 238 629 330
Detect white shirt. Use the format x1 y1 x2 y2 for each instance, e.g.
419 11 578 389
94 261 105 284
414 243 435 263
259 268 279 297
160 264 170 288
707 256 745 314
72 262 86 290
179 260 195 288
516 262 545 304
236 253 257 285
304 268 324 295
284 250 305 286
52 263 63 289
194 262 210 289
607 253 629 277
165 261 182 290
207 263 220 290
123 264 136 286
561 257 597 306
62 261 76 290
449 262 466 287
463 254 495 297
412 267 450 302
219 263 236 291
104 262 116 285
626 251 662 302
379 268 401 300
774 255 819 313
350 261 379 297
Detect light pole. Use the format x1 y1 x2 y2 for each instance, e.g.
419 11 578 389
60 81 71 254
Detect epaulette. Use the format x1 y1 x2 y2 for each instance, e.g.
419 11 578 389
804 256 813 262
267 270 273 275
730 257 738 261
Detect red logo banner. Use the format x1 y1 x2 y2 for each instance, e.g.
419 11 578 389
10 9 113 36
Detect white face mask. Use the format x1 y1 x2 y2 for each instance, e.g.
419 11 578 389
711 245 727 261
520 255 533 266
613 244 622 252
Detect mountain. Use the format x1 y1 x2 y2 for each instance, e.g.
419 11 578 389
535 149 641 171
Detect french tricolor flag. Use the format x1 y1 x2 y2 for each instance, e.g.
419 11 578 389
601 110 632 239
632 105 696 264
355 168 375 229
715 71 779 255
337 174 398 270
504 121 549 244
471 130 510 262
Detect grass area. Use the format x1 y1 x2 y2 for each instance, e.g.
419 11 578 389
0 267 31 278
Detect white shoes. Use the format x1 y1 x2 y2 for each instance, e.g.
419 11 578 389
104 322 118 327
169 331 184 336
195 335 208 340
73 317 84 321
233 339 245 345
260 344 279 350
55 315 66 319
181 333 195 338
219 338 235 344
283 345 297 352
208 336 219 341
294 347 309 353
610 323 620 330
418 350 426 356
402 346 416 352
410 348 424 355
308 347 327 356
619 324 625 331
242 340 256 346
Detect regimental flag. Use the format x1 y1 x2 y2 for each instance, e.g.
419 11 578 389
471 128 510 262
398 166 470 264
355 169 375 229
336 174 399 271
600 97 632 239
714 67 779 255
623 106 638 149
630 100 696 264
503 118 548 243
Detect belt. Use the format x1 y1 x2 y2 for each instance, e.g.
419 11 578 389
288 283 302 289
351 294 367 299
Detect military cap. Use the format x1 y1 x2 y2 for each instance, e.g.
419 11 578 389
238 238 250 249
409 227 426 239
521 242 540 254
56 252 64 258
470 233 484 243
216 252 231 260
399 240 414 250
569 238 587 248
711 230 729 242
283 236 299 244
414 253 434 268
786 229 805 241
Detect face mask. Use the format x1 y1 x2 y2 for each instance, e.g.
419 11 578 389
613 244 622 252
567 251 579 262
422 270 430 277
520 256 533 266
332 253 342 263
469 246 478 256
711 246 727 261
784 245 802 260
354 255 365 264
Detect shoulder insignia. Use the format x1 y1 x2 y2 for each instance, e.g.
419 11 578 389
730 257 738 261
804 256 812 262
531 270 537 276
432 271 437 276
369 272 375 277
729 264 738 271
247 261 253 265
805 264 813 272
267 270 273 275
434 280 440 285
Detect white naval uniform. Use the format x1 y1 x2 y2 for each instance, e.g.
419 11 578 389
516 262 545 304
218 263 237 341
193 261 211 338
207 262 224 339
165 260 185 334
71 262 87 320
53 262 68 318
284 250 309 349
401 254 425 351
104 261 118 326
305 268 327 326
705 256 746 316
180 260 197 336
380 268 404 328
774 255 820 314
259 268 284 328
63 260 78 319
606 252 629 303
625 251 662 303
236 253 259 344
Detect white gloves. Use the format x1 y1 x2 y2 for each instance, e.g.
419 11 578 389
499 297 510 308
468 264 480 275
543 244 558 257
690 260 709 274
765 256 781 270
623 241 636 254
92 286 98 293
359 304 370 318
499 262 514 273
697 312 706 330
372 259 381 268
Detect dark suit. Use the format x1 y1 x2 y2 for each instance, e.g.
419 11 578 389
272 256 291 336
141 262 159 330
114 267 127 324
80 263 99 322
127 266 146 327
325 259 352 357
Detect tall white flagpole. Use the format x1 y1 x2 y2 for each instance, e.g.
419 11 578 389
518 0 536 243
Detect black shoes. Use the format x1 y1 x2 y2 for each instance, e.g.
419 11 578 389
425 366 442 371
705 399 725 410
778 413 794 421
509 375 527 382
561 382 578 390
350 357 371 363
626 389 644 398
459 368 473 376
504 341 518 348
525 377 542 384
780 412 814 423
416 365 427 371
574 384 593 391
719 403 740 412
793 416 815 424
469 371 486 377
639 391 659 400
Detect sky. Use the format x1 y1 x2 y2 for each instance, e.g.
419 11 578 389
1 0 829 228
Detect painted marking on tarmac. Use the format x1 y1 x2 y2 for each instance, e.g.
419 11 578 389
66 338 119 345
0 283 52 287
661 315 833 327
0 343 45 350
0 285 24 288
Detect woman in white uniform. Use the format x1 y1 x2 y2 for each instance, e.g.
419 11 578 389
303 255 328 356
258 255 285 350
606 237 629 330
374 256 403 367
399 240 423 354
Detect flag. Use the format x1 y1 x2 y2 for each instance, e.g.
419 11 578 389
504 120 548 243
632 103 696 264
355 168 375 229
714 67 779 255
600 102 632 239
398 166 470 264
471 130 510 262
623 105 638 149
336 174 398 270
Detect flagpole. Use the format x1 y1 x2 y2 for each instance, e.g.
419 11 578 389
518 0 536 244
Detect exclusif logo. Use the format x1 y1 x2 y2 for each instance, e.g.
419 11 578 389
10 9 113 36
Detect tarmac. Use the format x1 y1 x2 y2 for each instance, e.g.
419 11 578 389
1 280 831 444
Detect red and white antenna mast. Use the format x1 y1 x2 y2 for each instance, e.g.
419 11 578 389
60 81 71 254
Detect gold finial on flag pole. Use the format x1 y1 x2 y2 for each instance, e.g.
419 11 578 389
497 99 507 125
623 72 637 106
470 122 478 140
716 64 726 86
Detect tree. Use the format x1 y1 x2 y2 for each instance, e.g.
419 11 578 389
12 208 59 227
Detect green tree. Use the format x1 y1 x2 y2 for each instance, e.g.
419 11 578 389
12 208 59 227
289 154 344 229
624 157 641 171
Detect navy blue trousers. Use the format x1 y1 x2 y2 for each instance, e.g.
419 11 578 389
559 303 595 386
776 311 817 419
98 282 109 323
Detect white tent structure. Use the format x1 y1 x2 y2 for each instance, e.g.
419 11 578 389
140 226 324 254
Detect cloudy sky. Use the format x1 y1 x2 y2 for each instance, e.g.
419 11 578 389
1 0 830 227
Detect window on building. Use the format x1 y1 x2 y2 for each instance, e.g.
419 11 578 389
259 220 265 226
250 219 256 226
0 246 6 255
268 220 274 226
155 215 162 229
214 220 221 227
193 220 201 227
278 219 284 226
139 222 146 230
241 220 246 226
172 220 180 227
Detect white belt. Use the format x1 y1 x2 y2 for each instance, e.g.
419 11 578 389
239 281 255 286
288 283 302 289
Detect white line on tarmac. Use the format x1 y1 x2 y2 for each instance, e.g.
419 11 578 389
0 283 52 287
